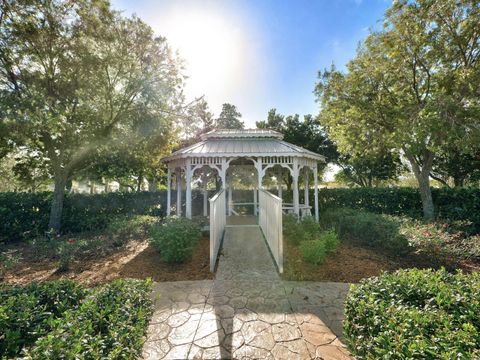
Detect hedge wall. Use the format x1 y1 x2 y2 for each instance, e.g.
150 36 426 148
317 187 480 230
0 191 168 244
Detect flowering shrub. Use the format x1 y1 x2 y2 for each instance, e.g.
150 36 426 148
344 268 480 359
400 220 480 267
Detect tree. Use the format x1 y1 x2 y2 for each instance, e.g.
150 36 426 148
1 1 183 231
256 108 285 131
430 146 480 187
216 103 244 129
335 152 405 187
315 0 480 219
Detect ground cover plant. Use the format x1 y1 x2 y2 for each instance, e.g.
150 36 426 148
0 279 152 359
344 268 480 359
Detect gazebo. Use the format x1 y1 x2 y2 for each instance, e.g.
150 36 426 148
162 129 325 221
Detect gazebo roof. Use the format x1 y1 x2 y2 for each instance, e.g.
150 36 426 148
163 129 325 162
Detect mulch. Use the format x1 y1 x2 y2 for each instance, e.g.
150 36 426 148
1 237 213 287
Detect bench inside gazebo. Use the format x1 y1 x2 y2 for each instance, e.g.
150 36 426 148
162 129 326 273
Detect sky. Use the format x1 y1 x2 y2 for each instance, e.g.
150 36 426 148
111 0 391 128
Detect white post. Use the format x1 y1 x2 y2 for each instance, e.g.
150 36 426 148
314 165 319 222
253 186 258 216
203 174 208 217
176 168 182 216
277 168 283 199
186 164 192 219
166 168 171 216
304 168 309 207
293 158 299 216
228 185 233 216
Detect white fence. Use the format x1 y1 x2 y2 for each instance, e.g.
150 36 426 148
258 190 283 273
209 189 226 272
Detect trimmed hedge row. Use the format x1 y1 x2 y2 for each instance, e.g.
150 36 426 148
318 187 480 231
0 191 167 244
344 268 480 359
0 279 152 358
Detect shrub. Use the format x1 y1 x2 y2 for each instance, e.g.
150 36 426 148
283 214 323 245
400 220 480 267
299 230 339 265
0 191 168 244
317 187 480 233
300 240 327 265
107 215 158 247
149 216 202 263
24 279 152 359
320 208 411 256
344 268 480 359
0 280 87 358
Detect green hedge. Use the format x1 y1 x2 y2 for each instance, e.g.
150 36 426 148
0 191 167 244
318 187 480 232
344 268 480 359
0 280 87 358
0 279 152 358
319 208 411 256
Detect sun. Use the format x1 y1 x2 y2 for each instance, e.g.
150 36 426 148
160 6 252 110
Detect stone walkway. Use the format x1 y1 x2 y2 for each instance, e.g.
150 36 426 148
142 224 352 359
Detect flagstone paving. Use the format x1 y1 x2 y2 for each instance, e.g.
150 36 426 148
142 224 353 359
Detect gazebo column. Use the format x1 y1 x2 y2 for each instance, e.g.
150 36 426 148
166 168 171 216
253 186 258 216
176 168 182 216
185 164 192 219
277 168 283 199
314 165 319 222
292 158 300 216
202 173 208 217
304 168 309 208
228 184 233 216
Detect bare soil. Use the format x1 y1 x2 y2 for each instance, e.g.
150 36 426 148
1 237 213 287
283 241 448 283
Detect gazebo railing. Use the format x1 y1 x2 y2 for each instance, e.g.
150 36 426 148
258 189 283 273
209 188 226 272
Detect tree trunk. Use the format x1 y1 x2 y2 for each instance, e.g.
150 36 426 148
137 171 143 192
405 149 435 220
48 171 67 233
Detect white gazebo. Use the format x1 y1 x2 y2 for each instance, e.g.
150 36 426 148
162 129 325 221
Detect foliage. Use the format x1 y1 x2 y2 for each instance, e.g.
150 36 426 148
107 215 159 247
299 229 339 265
0 0 183 232
400 220 480 268
320 208 411 256
216 103 244 129
335 151 405 187
149 216 202 263
0 280 87 358
344 268 480 359
299 240 327 265
283 214 322 245
0 192 166 244
23 279 152 359
318 187 480 233
315 0 480 219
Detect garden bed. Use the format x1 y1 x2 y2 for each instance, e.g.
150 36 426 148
1 236 212 286
283 241 438 282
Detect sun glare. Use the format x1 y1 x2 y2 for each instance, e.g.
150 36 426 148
160 6 254 111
